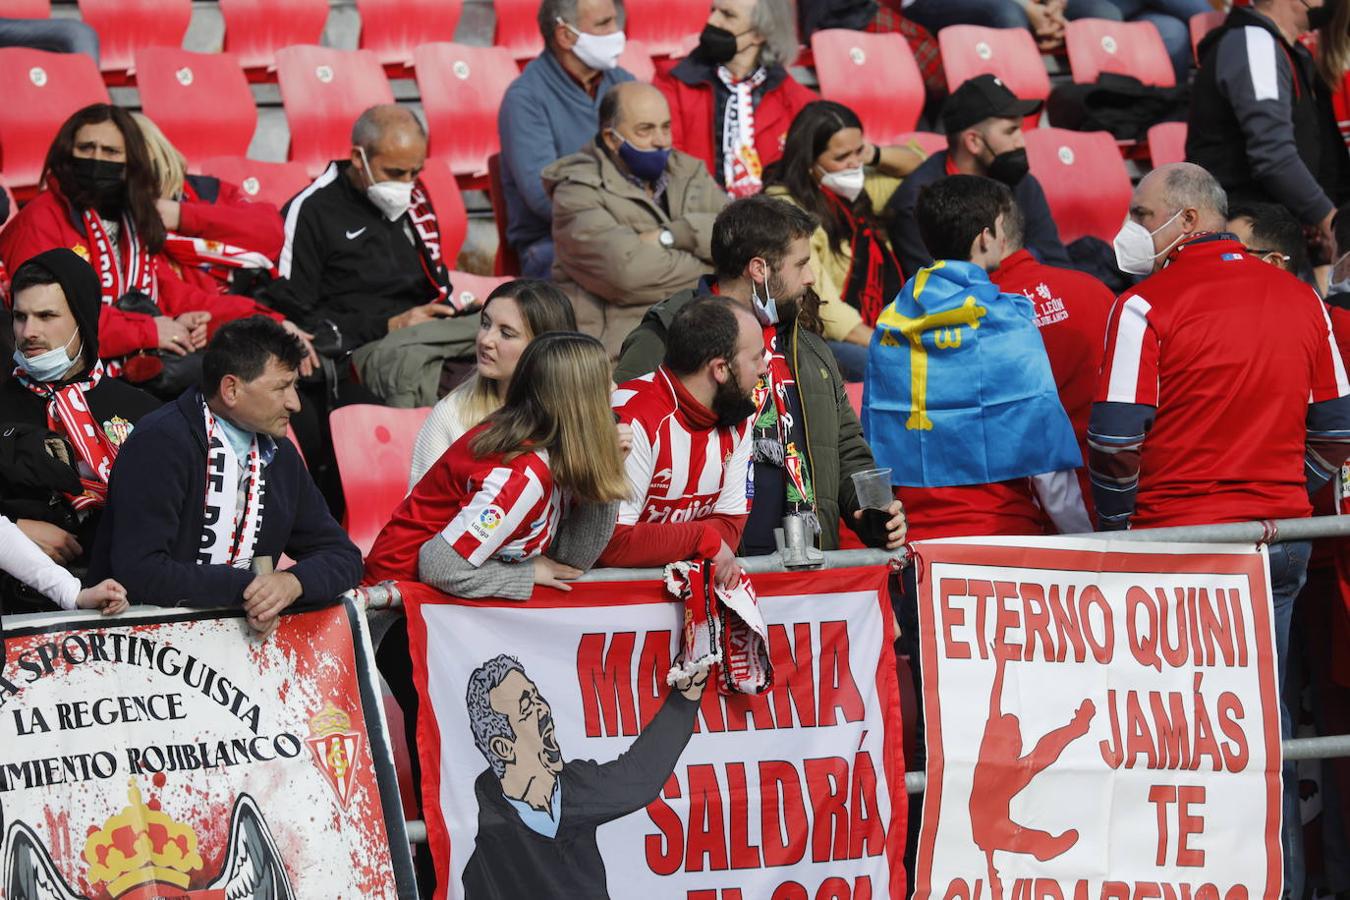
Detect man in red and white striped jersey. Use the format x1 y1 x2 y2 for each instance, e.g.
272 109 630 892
601 297 767 586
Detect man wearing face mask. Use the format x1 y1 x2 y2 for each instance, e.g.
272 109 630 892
261 105 477 408
1188 0 1350 255
887 74 1071 277
0 249 160 613
499 0 635 280
614 196 908 556
654 0 816 198
542 82 727 358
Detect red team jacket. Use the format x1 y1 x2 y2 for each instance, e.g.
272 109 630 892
168 176 285 295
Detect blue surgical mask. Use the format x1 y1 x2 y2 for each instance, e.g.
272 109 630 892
610 130 671 182
14 329 81 383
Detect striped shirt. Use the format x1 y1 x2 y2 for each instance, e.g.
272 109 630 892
364 424 560 583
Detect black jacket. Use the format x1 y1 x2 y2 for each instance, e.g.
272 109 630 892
1187 6 1349 225
886 151 1071 276
460 691 699 899
260 161 452 350
87 388 362 607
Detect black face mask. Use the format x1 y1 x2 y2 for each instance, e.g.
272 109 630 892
986 148 1030 187
68 157 127 216
695 24 743 65
1307 0 1339 32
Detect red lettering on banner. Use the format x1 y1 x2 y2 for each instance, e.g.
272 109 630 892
762 760 809 867
686 763 730 872
637 631 673 729
726 763 762 869
1148 785 1208 867
771 623 818 727
1217 692 1249 770
970 581 996 659
941 579 972 659
1080 586 1113 663
1036 880 1065 900
848 751 883 860
577 632 638 738
1099 675 1244 771
1049 585 1088 663
805 757 849 863
818 622 865 727
1197 589 1237 667
993 582 1022 653
774 883 809 900
1019 583 1054 662
646 775 684 876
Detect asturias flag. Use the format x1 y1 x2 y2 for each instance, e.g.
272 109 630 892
862 259 1081 487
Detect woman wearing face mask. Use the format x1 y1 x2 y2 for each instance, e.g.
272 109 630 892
0 104 291 386
763 101 917 381
408 279 577 489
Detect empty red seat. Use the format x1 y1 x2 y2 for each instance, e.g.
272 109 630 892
219 0 330 74
939 25 1051 106
1146 120 1187 167
0 0 51 16
1 177 15 229
135 48 257 168
330 404 432 557
75 0 192 79
618 38 655 82
0 48 110 190
1189 10 1225 63
1025 127 1132 244
487 152 521 277
1065 18 1175 89
624 0 706 59
276 46 395 177
356 0 463 68
413 42 517 184
197 156 314 210
414 156 468 262
494 0 544 61
811 29 923 146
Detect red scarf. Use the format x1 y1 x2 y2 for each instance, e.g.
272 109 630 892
17 361 118 510
82 208 156 309
408 181 476 313
823 189 902 327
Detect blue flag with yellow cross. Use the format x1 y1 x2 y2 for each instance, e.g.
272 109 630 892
861 259 1081 487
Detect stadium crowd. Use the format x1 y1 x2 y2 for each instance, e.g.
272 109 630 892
2 0 1350 895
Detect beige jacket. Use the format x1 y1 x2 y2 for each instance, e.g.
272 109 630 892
543 142 728 358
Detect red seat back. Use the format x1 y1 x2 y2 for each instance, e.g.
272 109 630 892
330 404 432 557
0 48 109 190
1025 127 1132 244
617 38 655 82
1065 18 1176 88
939 25 1051 106
135 48 258 167
0 1 51 17
487 152 521 277
624 0 706 58
219 0 330 72
197 156 314 210
494 0 544 61
1189 10 1225 64
76 0 192 76
1146 120 1187 167
414 43 517 179
414 156 468 262
896 131 949 158
356 0 463 67
276 46 395 177
811 29 923 146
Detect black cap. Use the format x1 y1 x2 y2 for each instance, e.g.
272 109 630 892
941 74 1043 135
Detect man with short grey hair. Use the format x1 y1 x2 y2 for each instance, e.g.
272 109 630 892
654 0 815 198
498 0 635 279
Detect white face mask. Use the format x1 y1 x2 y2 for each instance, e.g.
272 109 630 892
818 165 865 202
1112 208 1184 276
358 147 415 221
1329 251 1350 296
14 327 81 383
750 263 778 324
562 21 625 71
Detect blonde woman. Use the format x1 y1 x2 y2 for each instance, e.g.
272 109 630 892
366 332 630 599
408 279 576 488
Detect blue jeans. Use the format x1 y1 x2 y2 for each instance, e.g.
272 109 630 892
518 236 555 280
0 17 99 62
826 339 868 383
1270 540 1313 899
905 0 1120 31
1102 0 1210 79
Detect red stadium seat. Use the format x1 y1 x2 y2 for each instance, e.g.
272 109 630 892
494 0 544 61
330 404 432 557
356 0 463 69
447 271 511 312
487 153 521 276
219 0 330 75
1064 18 1176 88
414 156 468 261
1 177 15 229
413 43 517 185
197 156 314 210
135 48 257 168
812 29 923 146
624 0 706 59
0 1 51 16
1024 127 1132 244
618 39 655 82
0 48 110 191
1189 10 1224 63
896 131 948 158
939 25 1051 106
75 0 192 81
276 46 395 177
1146 121 1187 167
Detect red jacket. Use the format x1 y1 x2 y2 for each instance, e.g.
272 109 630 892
168 174 284 295
0 186 281 359
655 55 817 186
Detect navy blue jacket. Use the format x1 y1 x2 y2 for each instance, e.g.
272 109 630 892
88 389 362 607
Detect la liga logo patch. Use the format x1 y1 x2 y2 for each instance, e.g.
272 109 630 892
469 505 504 540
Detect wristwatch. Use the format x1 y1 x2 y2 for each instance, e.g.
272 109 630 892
658 227 675 248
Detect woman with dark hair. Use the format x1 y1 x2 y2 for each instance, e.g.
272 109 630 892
408 279 578 487
0 104 313 385
763 100 914 381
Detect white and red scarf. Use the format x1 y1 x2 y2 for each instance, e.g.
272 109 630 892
162 234 276 281
408 181 477 314
82 208 157 309
198 401 265 568
664 559 773 695
17 361 117 511
751 324 818 531
717 66 769 199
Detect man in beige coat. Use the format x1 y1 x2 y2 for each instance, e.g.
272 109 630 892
543 82 728 358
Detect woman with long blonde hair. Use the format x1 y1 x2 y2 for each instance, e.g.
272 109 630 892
367 332 630 598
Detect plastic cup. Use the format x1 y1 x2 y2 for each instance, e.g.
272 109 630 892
851 468 894 510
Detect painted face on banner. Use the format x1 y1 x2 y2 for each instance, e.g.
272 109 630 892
491 669 564 776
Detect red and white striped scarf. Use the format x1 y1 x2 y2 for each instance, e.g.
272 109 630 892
199 401 265 568
17 361 117 510
82 208 157 309
717 65 769 199
162 234 276 280
408 181 476 314
665 559 773 695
